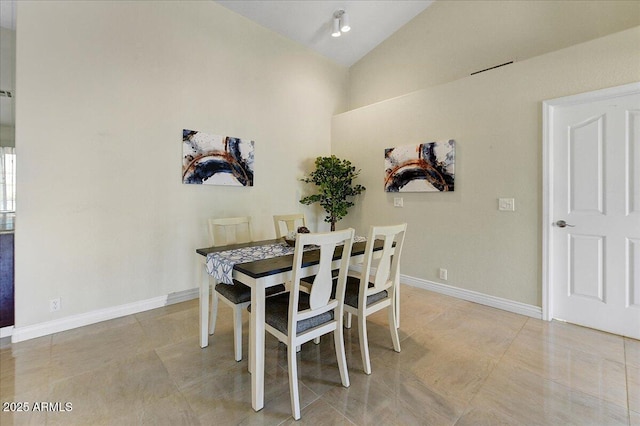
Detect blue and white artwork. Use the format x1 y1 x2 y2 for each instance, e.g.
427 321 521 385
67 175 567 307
182 129 254 186
384 140 455 192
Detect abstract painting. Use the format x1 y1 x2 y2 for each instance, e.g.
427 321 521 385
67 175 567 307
182 129 254 186
384 140 455 192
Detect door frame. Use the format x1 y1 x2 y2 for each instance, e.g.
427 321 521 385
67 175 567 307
542 81 640 322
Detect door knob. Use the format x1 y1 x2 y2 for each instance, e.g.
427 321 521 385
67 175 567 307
555 220 575 228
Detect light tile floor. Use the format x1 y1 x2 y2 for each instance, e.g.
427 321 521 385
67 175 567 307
1 285 638 425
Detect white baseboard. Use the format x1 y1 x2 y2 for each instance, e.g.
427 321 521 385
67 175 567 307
349 265 542 319
1 325 14 339
167 288 200 305
7 273 542 343
9 287 199 343
401 275 542 319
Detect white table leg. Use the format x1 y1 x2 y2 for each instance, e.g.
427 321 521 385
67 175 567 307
251 282 265 411
395 272 400 329
249 300 254 374
199 259 210 348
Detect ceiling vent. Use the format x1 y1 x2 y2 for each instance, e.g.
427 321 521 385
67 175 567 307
0 90 13 98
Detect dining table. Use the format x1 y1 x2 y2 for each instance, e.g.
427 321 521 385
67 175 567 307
195 237 387 412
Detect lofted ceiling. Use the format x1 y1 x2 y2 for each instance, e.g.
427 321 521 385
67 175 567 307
0 0 435 70
0 0 432 127
215 1 434 67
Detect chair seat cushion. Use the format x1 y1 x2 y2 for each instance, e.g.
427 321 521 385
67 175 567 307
342 275 388 308
215 281 285 305
249 292 334 335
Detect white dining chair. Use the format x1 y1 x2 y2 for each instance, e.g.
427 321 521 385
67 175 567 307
343 223 406 375
208 216 285 361
273 212 319 346
253 228 354 420
274 212 313 291
273 213 307 238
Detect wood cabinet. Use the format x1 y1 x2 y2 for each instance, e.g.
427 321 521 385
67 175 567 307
0 232 14 328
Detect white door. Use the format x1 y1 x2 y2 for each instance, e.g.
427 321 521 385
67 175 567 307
545 83 640 339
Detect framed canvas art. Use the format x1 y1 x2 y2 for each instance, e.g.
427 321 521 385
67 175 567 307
384 140 455 192
182 129 254 186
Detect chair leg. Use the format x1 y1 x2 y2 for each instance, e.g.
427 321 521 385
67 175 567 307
233 305 243 361
395 280 401 329
358 315 372 375
248 307 254 374
388 304 401 353
209 291 219 335
334 324 350 388
288 344 301 420
345 312 352 329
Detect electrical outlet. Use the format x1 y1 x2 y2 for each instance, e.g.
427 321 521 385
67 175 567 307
393 197 403 207
439 268 448 281
50 298 61 312
498 198 516 211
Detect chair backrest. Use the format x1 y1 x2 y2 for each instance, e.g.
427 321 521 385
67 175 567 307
208 216 253 247
289 228 355 333
273 213 307 238
359 224 407 297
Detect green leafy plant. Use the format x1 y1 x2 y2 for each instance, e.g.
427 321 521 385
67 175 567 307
300 155 366 231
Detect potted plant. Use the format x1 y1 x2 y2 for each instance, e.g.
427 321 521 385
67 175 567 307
300 155 366 231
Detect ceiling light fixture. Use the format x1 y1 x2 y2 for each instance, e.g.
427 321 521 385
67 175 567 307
340 11 350 32
332 15 341 37
332 10 350 38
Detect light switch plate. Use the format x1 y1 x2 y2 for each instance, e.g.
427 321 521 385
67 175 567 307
439 268 448 280
394 197 403 207
498 198 515 211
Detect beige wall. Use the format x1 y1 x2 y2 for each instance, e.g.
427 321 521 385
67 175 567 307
14 1 347 327
333 27 640 307
348 0 640 110
12 0 640 333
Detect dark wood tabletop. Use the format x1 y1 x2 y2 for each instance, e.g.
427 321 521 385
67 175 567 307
196 238 383 279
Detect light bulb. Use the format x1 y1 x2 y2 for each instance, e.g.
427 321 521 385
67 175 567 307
340 12 350 32
332 17 341 37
